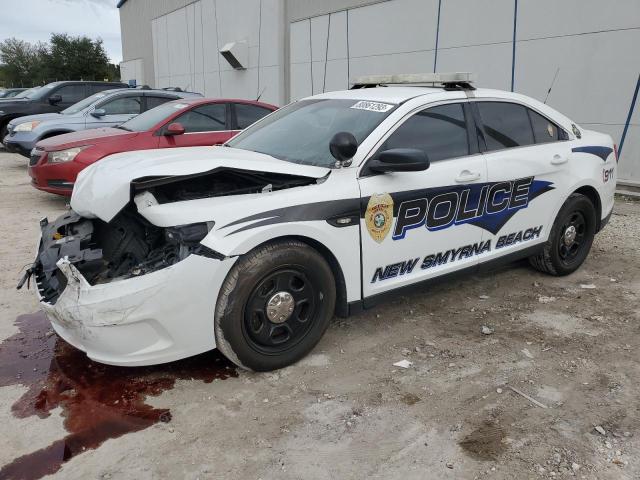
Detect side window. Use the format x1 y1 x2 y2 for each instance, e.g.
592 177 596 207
101 96 142 115
54 84 86 103
476 102 534 150
528 108 560 144
174 103 227 132
235 103 272 129
378 103 470 162
146 96 176 110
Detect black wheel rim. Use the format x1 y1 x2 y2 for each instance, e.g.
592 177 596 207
557 210 587 265
242 268 318 355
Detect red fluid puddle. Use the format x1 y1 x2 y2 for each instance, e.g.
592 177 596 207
0 311 237 480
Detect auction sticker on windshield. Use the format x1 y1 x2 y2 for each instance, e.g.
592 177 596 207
350 100 395 113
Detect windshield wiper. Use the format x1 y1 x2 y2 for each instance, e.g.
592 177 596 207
116 125 132 131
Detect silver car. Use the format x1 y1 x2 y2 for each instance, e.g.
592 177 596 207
3 88 202 157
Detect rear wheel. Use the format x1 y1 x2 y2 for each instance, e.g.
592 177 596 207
215 240 336 371
529 193 596 276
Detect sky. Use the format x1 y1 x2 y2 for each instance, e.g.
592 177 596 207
0 0 122 64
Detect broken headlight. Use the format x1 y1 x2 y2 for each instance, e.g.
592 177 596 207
164 222 214 245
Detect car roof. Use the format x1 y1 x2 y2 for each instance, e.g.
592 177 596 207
304 86 444 104
44 80 126 87
163 97 278 108
306 85 549 106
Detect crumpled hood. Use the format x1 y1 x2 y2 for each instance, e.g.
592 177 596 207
71 146 330 222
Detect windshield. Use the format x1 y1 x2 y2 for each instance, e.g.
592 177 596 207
226 99 396 167
62 91 110 115
118 101 189 132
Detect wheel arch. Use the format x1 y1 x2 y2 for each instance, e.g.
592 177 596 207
238 234 350 319
572 185 603 231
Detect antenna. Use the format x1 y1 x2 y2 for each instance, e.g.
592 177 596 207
544 68 560 104
256 86 267 102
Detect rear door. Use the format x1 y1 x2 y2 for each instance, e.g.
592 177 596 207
472 100 571 262
157 102 231 148
358 101 488 298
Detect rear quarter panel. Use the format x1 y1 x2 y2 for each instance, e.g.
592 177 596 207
568 129 616 222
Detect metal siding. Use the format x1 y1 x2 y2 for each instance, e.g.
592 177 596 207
120 0 640 183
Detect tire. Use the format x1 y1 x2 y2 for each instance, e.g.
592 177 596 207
0 123 8 144
214 239 336 371
529 193 597 276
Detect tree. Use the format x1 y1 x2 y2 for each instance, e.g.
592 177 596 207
48 33 112 81
0 38 47 86
0 34 117 86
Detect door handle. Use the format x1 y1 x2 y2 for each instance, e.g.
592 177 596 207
455 170 481 183
551 154 568 165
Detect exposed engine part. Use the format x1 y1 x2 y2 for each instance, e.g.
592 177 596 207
26 207 217 304
131 167 319 203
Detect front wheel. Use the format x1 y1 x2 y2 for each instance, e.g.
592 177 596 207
214 239 336 371
529 193 597 276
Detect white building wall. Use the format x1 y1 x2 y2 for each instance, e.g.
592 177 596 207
150 0 284 106
119 58 145 86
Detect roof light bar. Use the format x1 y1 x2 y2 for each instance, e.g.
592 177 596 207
350 72 477 89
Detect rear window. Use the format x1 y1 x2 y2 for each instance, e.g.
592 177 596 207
477 102 534 150
528 109 560 143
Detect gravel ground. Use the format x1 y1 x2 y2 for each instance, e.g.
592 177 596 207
0 150 639 480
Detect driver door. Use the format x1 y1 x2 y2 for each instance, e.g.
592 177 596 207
358 101 487 298
157 102 232 148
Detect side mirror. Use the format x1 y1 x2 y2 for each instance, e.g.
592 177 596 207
368 148 430 174
48 94 62 105
91 108 106 118
329 132 358 162
165 122 185 136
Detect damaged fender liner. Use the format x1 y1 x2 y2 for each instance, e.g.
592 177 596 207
26 209 223 305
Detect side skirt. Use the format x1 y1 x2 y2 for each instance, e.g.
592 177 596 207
348 243 544 315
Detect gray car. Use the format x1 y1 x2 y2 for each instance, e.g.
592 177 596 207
3 88 202 156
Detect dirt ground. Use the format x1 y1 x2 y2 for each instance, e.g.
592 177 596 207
0 150 639 480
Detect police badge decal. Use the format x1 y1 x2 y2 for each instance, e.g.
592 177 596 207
365 193 394 243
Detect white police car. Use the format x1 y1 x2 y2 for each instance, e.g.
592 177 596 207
23 73 616 371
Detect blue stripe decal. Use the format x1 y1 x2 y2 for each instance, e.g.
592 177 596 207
433 0 442 73
572 146 613 162
510 0 518 92
619 73 640 158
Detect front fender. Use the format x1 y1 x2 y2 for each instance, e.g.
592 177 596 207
202 221 362 303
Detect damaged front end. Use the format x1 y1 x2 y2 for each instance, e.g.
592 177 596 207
20 209 218 304
15 159 328 365
20 166 321 305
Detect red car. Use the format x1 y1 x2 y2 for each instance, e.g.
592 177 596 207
28 98 277 196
